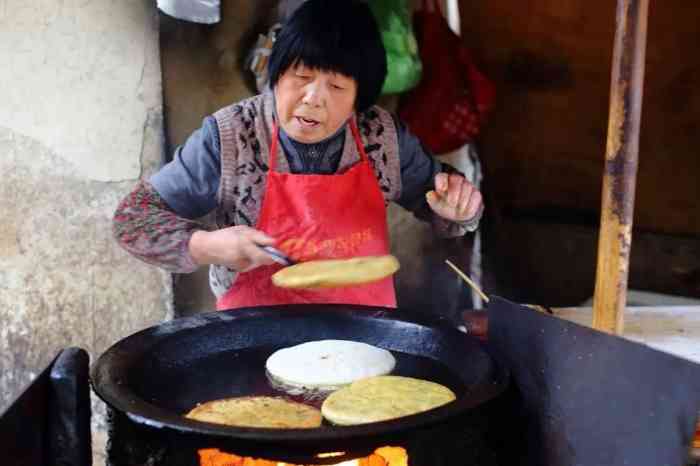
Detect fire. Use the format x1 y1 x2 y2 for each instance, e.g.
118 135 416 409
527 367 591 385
284 461 356 466
199 447 408 466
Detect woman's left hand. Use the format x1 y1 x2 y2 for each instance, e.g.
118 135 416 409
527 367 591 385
425 173 483 222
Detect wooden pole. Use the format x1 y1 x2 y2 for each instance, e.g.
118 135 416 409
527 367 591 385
592 0 649 334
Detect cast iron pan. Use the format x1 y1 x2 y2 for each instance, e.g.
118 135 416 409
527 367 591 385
91 304 508 452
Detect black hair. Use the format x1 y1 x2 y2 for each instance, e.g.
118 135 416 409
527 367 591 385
267 0 387 112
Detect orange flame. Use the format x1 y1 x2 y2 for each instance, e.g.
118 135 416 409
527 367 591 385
198 447 407 466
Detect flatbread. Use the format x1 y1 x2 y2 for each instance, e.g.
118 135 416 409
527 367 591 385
185 396 322 428
271 255 400 289
266 340 396 390
321 376 456 426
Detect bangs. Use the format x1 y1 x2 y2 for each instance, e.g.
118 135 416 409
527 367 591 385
274 24 361 80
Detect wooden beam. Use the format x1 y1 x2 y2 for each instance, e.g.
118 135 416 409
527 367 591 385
592 0 650 334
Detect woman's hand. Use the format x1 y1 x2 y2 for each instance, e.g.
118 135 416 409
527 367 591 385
426 173 483 223
189 226 278 272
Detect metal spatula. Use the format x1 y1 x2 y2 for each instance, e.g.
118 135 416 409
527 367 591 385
259 246 296 266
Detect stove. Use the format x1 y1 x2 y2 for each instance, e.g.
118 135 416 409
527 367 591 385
4 299 699 466
92 305 510 466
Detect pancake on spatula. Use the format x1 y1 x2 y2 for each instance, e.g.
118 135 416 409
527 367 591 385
266 340 396 391
185 396 322 428
271 255 399 289
321 375 456 426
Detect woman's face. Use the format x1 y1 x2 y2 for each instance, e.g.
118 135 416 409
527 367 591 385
274 63 358 143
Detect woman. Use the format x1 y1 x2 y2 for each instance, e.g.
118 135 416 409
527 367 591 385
113 0 483 310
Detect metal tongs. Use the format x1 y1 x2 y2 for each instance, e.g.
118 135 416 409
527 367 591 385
259 246 296 267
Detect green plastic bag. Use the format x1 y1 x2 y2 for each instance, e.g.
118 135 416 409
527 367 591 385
369 0 423 95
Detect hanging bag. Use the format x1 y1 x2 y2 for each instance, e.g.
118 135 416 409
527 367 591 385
398 0 495 154
368 0 423 95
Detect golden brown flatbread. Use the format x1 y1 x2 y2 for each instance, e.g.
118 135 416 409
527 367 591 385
271 255 400 289
185 396 322 429
321 376 456 426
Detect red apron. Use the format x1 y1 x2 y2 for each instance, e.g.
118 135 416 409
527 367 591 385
216 118 397 310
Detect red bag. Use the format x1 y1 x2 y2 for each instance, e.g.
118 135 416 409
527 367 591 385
398 0 496 154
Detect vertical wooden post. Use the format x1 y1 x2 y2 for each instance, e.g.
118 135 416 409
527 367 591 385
592 0 649 334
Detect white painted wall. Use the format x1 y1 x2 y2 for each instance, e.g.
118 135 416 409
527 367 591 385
0 0 170 422
0 1 156 181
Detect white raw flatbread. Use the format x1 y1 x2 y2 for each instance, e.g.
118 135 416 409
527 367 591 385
265 340 396 390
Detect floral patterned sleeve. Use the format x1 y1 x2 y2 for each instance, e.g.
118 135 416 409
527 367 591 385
112 180 205 273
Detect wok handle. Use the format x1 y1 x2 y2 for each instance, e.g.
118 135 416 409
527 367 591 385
462 310 488 341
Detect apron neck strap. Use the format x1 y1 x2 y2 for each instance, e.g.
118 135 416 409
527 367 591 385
349 116 370 164
268 116 369 173
269 122 280 172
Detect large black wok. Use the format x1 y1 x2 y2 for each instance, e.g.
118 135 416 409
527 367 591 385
91 304 508 464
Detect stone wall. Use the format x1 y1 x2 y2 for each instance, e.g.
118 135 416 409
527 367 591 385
0 0 170 415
